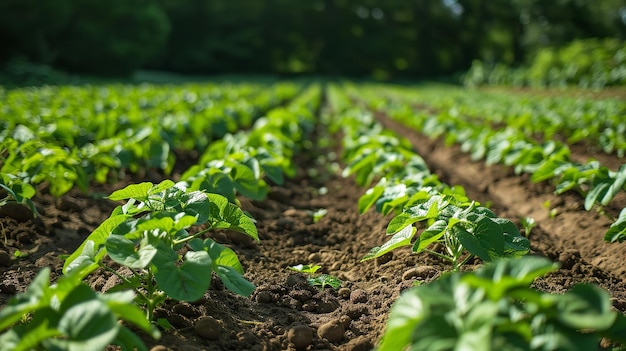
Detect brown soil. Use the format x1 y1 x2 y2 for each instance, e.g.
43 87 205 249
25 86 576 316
1 109 626 351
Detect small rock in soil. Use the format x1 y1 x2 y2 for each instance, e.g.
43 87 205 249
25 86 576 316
0 203 34 222
167 314 191 328
339 315 352 328
344 336 373 351
338 287 351 299
56 197 83 212
15 232 33 245
0 283 17 294
349 289 368 303
308 252 321 262
344 303 369 319
375 252 393 265
318 319 345 343
288 325 313 349
195 316 222 340
237 330 258 345
172 303 197 317
0 250 11 266
559 249 581 270
286 273 308 287
255 289 274 303
402 266 439 281
289 289 313 302
149 346 171 351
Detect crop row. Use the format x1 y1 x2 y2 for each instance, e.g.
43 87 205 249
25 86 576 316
346 83 626 243
0 83 321 350
1 81 625 350
327 83 626 350
0 81 300 200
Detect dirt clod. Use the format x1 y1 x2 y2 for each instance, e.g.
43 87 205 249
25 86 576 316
349 289 368 303
288 324 313 349
194 316 222 340
0 250 11 266
317 319 345 343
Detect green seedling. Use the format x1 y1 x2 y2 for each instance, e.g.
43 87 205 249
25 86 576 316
289 264 342 289
520 216 536 237
310 208 328 223
378 256 626 351
0 266 160 351
0 173 38 216
63 180 259 321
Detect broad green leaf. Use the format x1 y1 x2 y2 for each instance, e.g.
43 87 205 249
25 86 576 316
100 291 160 339
106 235 157 269
377 288 426 351
149 180 175 195
0 308 63 351
55 299 119 351
555 284 616 330
181 191 211 224
215 265 255 296
413 219 447 253
206 193 258 240
204 239 244 274
362 225 415 261
108 182 153 201
153 250 212 301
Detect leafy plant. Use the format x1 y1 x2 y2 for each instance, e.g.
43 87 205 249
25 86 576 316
0 173 37 215
520 217 536 237
0 266 160 351
362 198 529 270
289 264 342 289
378 256 626 351
63 180 259 320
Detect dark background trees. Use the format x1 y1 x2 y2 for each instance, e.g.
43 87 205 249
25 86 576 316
0 0 624 78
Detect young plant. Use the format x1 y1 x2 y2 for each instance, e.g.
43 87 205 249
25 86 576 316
0 266 160 351
289 264 342 289
0 173 37 216
520 216 536 237
378 256 626 351
362 196 529 270
63 180 259 320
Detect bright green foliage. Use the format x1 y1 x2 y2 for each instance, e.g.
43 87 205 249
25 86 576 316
0 82 298 197
0 173 37 215
350 83 626 242
0 267 160 351
378 256 626 351
328 85 528 270
464 38 626 89
289 264 342 289
63 181 258 320
605 208 626 243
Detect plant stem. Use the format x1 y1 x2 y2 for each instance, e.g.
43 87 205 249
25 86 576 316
423 248 454 263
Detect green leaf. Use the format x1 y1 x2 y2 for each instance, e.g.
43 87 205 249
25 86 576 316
308 274 342 289
64 215 131 274
358 184 385 214
153 250 213 301
108 182 153 201
413 219 447 253
206 193 258 240
0 268 51 330
377 288 426 351
289 264 322 274
604 208 626 243
556 284 616 330
106 235 157 269
362 225 415 261
55 299 119 351
215 265 256 297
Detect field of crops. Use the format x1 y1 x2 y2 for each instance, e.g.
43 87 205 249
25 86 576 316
1 80 625 351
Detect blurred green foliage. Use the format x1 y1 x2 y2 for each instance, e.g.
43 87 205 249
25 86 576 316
464 38 626 88
0 0 624 78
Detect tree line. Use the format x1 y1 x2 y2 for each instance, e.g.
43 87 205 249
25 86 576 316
1 0 624 78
